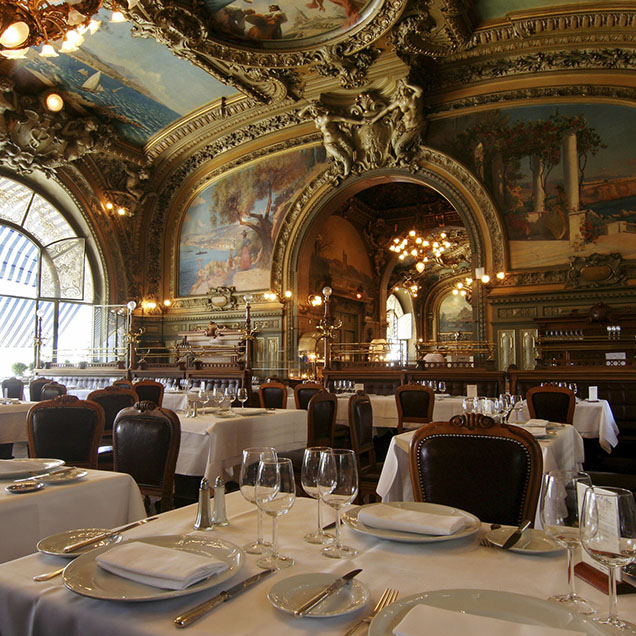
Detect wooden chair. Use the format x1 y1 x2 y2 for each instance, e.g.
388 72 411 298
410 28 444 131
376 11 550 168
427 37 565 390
526 385 575 424
113 401 181 513
112 379 134 390
395 384 435 433
258 381 288 409
27 395 105 469
28 377 51 401
349 392 382 504
293 382 323 410
132 380 165 407
40 381 67 401
1 377 24 399
409 413 543 526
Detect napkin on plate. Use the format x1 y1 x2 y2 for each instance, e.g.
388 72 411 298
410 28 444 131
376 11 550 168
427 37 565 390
357 504 466 536
524 419 549 427
392 604 586 636
95 541 228 590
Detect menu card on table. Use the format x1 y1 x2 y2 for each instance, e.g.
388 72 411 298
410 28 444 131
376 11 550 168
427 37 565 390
466 385 478 398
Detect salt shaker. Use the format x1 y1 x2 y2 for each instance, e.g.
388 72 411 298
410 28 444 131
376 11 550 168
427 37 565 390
212 476 229 527
193 477 212 530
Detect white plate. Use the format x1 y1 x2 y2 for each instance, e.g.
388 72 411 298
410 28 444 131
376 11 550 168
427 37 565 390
485 527 564 555
38 528 123 558
342 502 481 544
63 534 244 601
268 573 369 617
369 589 614 636
0 458 65 479
35 468 88 484
5 481 45 494
235 408 266 416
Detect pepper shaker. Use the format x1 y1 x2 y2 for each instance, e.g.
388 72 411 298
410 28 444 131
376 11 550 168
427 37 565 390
193 477 212 530
212 476 229 527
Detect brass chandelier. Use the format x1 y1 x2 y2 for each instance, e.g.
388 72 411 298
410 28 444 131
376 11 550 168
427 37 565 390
388 228 455 274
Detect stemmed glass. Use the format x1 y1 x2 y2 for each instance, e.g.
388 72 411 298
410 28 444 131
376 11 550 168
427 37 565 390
540 470 595 614
225 384 237 412
254 457 296 569
438 381 446 394
239 447 276 555
212 385 225 411
237 387 249 409
581 486 636 631
317 448 359 559
301 447 334 545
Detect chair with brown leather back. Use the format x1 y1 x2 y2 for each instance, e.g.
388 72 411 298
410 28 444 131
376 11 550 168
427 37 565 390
409 413 543 526
293 381 323 410
132 380 165 408
113 401 181 513
40 381 68 401
112 379 134 390
28 377 51 401
1 377 24 399
87 386 139 469
27 395 105 469
349 392 382 504
395 384 435 433
258 381 288 409
526 385 575 424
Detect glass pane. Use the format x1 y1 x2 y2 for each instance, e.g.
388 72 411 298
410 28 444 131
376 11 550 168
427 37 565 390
23 194 74 245
0 226 38 299
0 297 36 377
57 303 92 363
42 238 85 300
0 177 32 225
37 301 55 367
83 255 94 303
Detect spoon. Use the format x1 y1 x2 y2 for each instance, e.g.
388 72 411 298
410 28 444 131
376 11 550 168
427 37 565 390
33 566 66 581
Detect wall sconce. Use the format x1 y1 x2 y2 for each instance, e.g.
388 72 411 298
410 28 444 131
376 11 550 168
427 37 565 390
453 269 506 302
264 290 293 302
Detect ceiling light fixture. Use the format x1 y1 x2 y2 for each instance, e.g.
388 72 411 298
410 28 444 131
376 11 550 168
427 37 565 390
388 228 455 272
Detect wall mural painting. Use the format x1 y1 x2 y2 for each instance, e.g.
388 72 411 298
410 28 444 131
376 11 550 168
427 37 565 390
438 293 473 335
429 104 636 268
308 215 374 299
203 0 373 44
179 146 327 295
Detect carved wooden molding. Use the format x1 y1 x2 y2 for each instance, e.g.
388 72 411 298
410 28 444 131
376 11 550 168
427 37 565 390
566 252 626 289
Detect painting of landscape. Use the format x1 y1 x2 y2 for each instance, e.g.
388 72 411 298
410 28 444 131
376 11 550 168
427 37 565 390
179 146 327 295
439 293 473 335
429 104 636 268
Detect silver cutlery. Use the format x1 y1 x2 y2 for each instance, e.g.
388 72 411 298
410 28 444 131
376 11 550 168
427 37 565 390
62 516 159 553
174 568 276 628
343 587 399 635
294 569 362 617
15 466 76 483
501 519 531 550
33 566 66 581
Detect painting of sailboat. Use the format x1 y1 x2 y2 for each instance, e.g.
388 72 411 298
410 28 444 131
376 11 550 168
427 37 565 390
81 71 104 93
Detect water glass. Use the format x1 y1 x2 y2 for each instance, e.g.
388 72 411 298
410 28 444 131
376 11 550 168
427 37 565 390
237 387 248 409
225 384 237 411
301 447 334 545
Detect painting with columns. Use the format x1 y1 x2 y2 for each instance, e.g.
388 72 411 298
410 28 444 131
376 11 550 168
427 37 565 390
429 104 636 268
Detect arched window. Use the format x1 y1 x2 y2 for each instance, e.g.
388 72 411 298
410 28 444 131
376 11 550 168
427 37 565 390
0 176 96 376
386 293 405 363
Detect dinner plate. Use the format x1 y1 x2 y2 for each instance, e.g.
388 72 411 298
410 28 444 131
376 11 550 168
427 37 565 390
5 481 45 493
63 534 244 601
268 573 369 617
342 502 481 544
369 589 614 636
484 527 564 555
35 467 88 484
38 528 123 558
214 410 237 419
0 458 65 479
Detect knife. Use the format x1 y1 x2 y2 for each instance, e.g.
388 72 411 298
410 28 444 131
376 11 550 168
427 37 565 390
15 466 76 483
294 569 362 617
501 519 531 550
62 516 159 553
174 568 276 628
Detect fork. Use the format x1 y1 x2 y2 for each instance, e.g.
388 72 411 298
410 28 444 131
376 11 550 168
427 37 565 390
479 536 494 548
344 587 399 636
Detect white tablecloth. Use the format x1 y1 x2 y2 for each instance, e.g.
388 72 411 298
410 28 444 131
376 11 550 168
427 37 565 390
0 492 631 636
0 468 145 563
177 408 307 481
376 424 585 508
0 402 36 444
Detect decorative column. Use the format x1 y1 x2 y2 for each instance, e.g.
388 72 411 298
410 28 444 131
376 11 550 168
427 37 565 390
562 130 584 247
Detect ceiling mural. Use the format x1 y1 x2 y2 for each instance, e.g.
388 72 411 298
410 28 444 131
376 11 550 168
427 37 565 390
7 10 237 146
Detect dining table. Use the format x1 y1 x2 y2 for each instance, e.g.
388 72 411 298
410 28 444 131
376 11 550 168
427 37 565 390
0 466 146 563
176 407 308 482
0 401 37 444
0 491 633 636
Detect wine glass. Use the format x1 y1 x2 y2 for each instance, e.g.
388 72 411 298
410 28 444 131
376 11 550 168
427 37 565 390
540 470 595 614
301 446 334 545
317 448 359 559
225 384 237 412
438 381 446 394
212 385 225 411
581 486 636 631
239 447 277 554
237 387 249 409
254 457 296 569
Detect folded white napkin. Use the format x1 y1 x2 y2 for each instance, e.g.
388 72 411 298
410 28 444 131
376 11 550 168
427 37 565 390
357 504 466 536
95 541 228 590
393 604 586 636
524 419 549 427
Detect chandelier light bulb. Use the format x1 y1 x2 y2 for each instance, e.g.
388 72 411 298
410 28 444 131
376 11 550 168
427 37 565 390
466 278 473 285
497 271 506 280
163 299 171 307
40 43 58 57
415 262 425 273
110 10 126 22
45 93 64 112
481 274 490 284
409 230 416 237
0 21 30 48
452 289 459 295
284 290 292 298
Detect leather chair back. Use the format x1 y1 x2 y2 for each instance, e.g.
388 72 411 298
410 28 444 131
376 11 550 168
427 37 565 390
29 377 51 401
132 380 164 407
113 401 180 512
258 381 287 409
27 395 105 469
349 392 375 466
87 386 139 435
293 382 323 410
307 391 337 447
395 384 435 433
40 381 67 401
112 379 134 390
526 385 575 424
1 377 24 399
409 413 543 526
